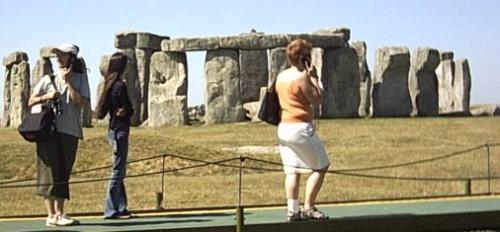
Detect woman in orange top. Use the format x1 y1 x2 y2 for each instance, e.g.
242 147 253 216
275 39 330 222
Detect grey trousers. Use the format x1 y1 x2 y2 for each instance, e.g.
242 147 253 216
36 132 79 200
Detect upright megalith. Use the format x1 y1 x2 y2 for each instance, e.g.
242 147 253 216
436 52 455 114
204 49 244 124
32 46 54 86
321 47 360 118
453 59 471 113
351 41 371 117
239 49 268 104
2 51 30 128
408 47 440 116
148 51 188 126
269 47 289 84
114 31 170 126
371 47 412 117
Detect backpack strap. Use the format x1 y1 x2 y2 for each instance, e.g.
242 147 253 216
48 73 58 91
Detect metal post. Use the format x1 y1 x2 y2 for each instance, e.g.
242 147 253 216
156 155 166 209
486 144 491 195
465 179 472 196
236 156 245 232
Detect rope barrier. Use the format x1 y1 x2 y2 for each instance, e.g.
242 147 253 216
0 143 498 188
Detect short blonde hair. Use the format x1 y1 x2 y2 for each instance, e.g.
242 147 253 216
286 39 312 66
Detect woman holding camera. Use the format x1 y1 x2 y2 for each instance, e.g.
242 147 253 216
275 39 330 222
29 43 90 226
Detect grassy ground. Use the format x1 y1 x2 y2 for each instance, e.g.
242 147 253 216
0 117 499 216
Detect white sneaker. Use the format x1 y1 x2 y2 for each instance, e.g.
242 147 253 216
45 215 57 227
55 214 80 226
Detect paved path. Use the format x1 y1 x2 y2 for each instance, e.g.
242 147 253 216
1 196 500 232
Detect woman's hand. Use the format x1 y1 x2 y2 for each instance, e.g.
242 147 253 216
115 108 126 117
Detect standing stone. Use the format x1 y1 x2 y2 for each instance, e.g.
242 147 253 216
148 51 188 126
321 47 360 118
96 55 111 105
136 48 154 122
115 31 170 125
436 52 455 114
204 49 244 124
119 48 141 126
32 46 55 86
453 59 471 113
351 41 371 117
371 47 412 117
239 49 268 104
269 47 289 84
2 52 30 128
408 48 440 116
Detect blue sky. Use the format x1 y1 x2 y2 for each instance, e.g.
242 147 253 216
1 0 499 109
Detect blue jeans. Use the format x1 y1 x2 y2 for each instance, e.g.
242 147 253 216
104 128 130 217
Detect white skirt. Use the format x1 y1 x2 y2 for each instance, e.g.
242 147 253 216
277 122 330 174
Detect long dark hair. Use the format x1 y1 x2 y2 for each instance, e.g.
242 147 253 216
95 52 128 119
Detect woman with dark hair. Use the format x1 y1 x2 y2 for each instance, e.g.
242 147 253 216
29 43 91 226
275 39 330 222
96 52 134 219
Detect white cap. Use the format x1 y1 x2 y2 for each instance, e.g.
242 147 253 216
51 43 79 56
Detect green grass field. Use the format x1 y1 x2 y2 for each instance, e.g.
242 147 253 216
0 117 499 216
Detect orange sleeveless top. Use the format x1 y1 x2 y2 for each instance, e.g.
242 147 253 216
275 78 313 123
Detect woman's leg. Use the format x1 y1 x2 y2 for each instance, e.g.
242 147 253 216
104 129 129 217
303 167 328 210
285 173 300 212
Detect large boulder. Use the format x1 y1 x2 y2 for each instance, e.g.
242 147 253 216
269 47 289 84
371 47 412 117
408 48 440 116
31 58 53 86
148 51 188 126
436 52 455 114
204 49 244 124
239 49 268 104
351 41 371 117
2 51 30 128
321 47 360 118
470 105 500 117
453 59 471 113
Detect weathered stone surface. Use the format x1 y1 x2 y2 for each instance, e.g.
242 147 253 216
136 33 170 50
313 27 351 41
371 47 412 117
2 53 30 128
136 48 154 122
96 55 110 112
31 58 53 86
269 47 289 84
204 49 244 124
243 101 261 121
351 41 371 117
40 46 55 58
161 33 347 52
115 31 170 50
148 51 188 126
408 47 440 116
239 49 268 103
115 31 137 49
470 104 500 116
120 48 141 126
453 59 471 113
436 51 455 114
3 51 28 67
321 47 360 118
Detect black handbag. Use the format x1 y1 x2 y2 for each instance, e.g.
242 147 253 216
258 81 281 126
18 74 58 142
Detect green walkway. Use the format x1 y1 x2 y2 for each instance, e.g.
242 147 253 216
2 196 500 232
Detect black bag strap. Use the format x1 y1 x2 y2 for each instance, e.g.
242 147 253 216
48 73 58 91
